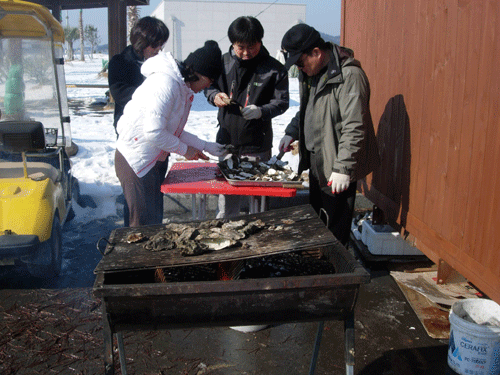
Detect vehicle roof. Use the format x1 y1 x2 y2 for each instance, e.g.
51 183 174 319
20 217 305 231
0 0 64 43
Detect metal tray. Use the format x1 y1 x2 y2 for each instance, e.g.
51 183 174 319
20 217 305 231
218 162 303 188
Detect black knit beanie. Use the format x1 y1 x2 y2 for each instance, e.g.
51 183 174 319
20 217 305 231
184 40 223 81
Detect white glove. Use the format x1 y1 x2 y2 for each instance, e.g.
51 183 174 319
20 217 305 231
328 172 350 194
279 135 294 152
204 142 228 157
240 105 262 120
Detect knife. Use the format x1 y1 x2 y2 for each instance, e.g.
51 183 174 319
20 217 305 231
277 150 285 160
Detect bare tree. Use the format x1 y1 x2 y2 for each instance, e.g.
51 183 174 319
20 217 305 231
84 25 101 59
79 9 84 61
127 6 140 42
64 26 79 61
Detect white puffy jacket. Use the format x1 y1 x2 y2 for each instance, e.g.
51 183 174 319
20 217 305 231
116 51 206 177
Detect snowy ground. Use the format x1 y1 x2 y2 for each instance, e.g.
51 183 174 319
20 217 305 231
64 53 301 225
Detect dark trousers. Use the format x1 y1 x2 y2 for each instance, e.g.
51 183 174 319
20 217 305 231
115 150 167 227
309 172 357 246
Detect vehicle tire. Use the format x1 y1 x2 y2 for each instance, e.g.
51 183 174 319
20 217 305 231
27 216 63 278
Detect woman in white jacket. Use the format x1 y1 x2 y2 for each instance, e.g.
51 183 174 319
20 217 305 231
115 41 226 227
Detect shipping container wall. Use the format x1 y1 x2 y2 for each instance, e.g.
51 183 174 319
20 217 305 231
342 0 500 303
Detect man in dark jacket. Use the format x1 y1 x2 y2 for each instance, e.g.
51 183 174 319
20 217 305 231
108 17 169 136
108 16 169 226
279 24 380 245
205 16 289 218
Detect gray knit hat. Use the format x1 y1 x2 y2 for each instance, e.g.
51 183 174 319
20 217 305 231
184 40 223 81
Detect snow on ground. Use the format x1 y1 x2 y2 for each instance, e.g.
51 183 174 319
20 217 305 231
64 54 300 224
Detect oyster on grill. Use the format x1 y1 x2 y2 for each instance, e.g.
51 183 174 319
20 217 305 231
143 219 267 255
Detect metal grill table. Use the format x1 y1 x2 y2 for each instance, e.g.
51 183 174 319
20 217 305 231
93 205 370 374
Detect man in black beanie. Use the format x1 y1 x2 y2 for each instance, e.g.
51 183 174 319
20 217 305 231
278 23 380 246
205 16 289 219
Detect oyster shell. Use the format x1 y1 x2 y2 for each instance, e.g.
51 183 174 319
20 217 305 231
218 155 302 183
126 232 146 243
143 218 267 255
197 237 239 251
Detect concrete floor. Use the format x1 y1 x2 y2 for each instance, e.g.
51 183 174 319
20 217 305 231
0 192 458 374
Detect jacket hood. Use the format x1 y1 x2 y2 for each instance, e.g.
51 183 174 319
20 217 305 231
141 51 183 80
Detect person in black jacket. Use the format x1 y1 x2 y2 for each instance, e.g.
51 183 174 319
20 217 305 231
205 16 289 218
108 16 169 227
108 17 169 136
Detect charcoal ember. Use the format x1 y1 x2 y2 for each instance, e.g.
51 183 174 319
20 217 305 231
160 264 218 282
239 252 335 279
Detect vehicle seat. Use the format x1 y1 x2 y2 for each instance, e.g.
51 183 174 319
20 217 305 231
0 161 61 182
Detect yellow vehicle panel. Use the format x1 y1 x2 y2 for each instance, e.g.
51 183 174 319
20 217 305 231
0 176 63 242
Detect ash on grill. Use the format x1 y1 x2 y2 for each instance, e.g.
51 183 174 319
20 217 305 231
218 154 301 182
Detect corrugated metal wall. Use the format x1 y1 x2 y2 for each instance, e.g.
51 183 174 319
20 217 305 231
342 0 500 303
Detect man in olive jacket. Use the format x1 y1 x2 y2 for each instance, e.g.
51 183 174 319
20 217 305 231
279 24 380 245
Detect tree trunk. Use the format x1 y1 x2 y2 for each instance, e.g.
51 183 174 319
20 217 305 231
79 9 84 61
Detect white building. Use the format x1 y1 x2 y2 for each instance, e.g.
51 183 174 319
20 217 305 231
151 0 306 61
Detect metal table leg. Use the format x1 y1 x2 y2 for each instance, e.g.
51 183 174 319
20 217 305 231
309 321 324 375
199 194 207 219
345 313 355 375
117 332 128 375
191 194 208 220
102 305 114 375
191 195 196 220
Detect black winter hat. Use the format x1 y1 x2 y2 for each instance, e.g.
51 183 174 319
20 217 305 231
184 40 223 81
281 23 321 69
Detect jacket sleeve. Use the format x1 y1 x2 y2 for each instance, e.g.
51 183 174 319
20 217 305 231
204 81 221 105
108 56 140 109
259 69 290 120
141 81 189 156
334 66 370 177
284 110 300 140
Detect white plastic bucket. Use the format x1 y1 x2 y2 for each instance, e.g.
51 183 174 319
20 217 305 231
448 299 500 375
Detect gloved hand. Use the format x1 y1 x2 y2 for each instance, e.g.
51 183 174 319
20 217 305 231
241 105 262 120
328 172 350 194
279 135 294 152
204 142 228 157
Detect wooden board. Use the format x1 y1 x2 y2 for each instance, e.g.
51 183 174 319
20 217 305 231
394 280 450 339
95 205 338 273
